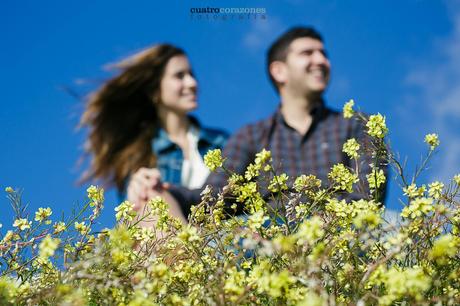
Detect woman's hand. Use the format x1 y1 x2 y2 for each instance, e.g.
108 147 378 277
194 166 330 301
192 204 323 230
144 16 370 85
127 167 169 210
127 167 187 226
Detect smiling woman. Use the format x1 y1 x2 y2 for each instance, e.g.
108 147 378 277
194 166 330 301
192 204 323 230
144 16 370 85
79 44 228 218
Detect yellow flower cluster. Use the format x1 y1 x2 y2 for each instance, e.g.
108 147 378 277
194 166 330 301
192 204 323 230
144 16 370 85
377 267 431 305
254 148 272 166
429 234 459 265
366 168 386 190
326 198 381 229
328 163 358 193
13 218 31 231
342 138 360 159
343 99 355 119
204 149 223 172
1 230 17 244
34 207 52 223
247 210 269 232
293 174 321 193
177 226 201 245
250 264 295 299
424 133 440 150
223 267 246 300
86 185 104 203
366 113 388 139
401 197 434 219
245 149 272 180
268 173 289 193
74 221 89 235
53 221 66 234
5 186 14 193
428 181 444 200
38 235 60 259
403 183 426 198
295 216 324 246
454 174 460 185
114 201 136 222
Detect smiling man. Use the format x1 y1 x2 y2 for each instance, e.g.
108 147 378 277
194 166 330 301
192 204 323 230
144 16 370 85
132 26 387 219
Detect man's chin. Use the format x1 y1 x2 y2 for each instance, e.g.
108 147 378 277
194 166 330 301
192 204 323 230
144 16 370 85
309 86 327 95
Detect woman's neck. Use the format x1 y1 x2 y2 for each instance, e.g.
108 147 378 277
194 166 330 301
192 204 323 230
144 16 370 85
158 109 190 143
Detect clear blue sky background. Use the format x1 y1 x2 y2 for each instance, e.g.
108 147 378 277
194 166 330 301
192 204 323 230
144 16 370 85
2 0 459 230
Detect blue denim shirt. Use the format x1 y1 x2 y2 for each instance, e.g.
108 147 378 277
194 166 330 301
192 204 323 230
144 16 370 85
151 118 228 186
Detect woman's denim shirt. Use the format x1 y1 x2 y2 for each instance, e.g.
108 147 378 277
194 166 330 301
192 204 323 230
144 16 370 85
118 118 227 201
152 119 228 185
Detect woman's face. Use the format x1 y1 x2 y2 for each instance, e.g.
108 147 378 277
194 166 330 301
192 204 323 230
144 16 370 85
157 55 198 115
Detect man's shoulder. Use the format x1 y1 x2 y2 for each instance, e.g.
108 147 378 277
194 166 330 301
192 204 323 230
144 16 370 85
233 113 275 138
320 105 341 120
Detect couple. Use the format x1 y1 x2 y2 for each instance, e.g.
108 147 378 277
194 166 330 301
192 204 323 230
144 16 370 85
81 26 385 223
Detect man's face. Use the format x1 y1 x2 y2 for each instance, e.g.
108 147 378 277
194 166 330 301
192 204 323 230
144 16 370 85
282 37 330 96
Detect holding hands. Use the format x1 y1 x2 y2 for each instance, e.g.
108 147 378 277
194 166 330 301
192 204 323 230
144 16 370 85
127 167 168 210
127 167 186 223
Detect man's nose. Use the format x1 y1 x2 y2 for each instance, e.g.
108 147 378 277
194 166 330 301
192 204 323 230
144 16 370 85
312 51 328 65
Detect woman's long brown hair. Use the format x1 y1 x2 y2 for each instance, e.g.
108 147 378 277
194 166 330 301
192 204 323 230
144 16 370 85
79 44 185 192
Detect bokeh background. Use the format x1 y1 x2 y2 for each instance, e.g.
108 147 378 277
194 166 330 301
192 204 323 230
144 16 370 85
2 0 459 230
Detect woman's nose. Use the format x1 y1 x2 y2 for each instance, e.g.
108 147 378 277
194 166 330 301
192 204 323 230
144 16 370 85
185 74 197 88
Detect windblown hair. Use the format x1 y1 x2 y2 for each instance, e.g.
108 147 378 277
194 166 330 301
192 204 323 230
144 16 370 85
79 44 185 191
267 26 323 92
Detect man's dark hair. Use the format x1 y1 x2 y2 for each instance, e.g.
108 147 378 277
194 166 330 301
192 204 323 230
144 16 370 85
267 26 323 92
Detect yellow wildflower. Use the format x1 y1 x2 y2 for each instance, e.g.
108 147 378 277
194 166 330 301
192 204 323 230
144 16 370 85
380 267 431 305
424 133 440 150
2 230 15 243
428 181 444 200
453 174 460 186
53 221 66 234
114 201 136 222
403 183 426 198
247 210 269 232
204 149 223 171
86 185 104 203
38 235 60 259
254 148 272 166
293 174 321 193
177 226 201 245
268 173 289 193
244 163 260 180
343 99 355 119
429 234 458 264
34 207 52 222
328 163 358 193
366 168 386 190
5 187 13 193
74 221 89 235
13 218 31 231
366 113 388 139
353 209 381 229
401 197 434 219
296 216 324 245
342 138 360 159
224 267 246 300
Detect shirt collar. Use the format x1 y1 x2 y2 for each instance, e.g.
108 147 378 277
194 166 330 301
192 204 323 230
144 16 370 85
274 99 327 127
152 116 213 154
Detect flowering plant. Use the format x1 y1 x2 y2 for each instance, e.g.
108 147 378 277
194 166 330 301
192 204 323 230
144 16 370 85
0 102 459 305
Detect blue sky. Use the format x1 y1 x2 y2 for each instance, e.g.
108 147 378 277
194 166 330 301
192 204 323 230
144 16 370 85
1 0 459 230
